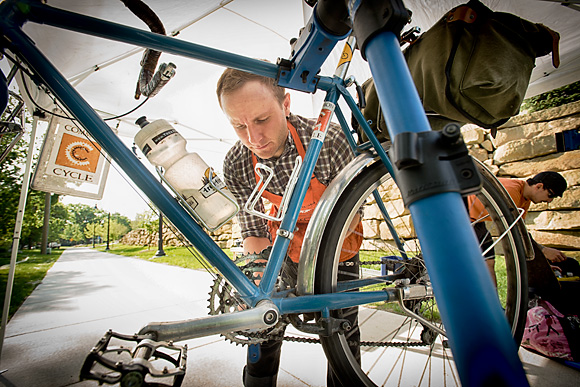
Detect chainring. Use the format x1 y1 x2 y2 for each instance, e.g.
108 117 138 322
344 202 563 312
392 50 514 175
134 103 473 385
207 248 287 345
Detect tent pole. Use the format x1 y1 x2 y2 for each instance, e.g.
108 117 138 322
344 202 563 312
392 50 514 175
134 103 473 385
0 116 39 362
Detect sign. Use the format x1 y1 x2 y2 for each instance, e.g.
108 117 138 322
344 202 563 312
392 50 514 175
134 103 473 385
32 115 112 199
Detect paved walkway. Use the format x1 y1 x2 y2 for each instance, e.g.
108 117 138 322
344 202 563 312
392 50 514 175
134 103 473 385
0 247 577 386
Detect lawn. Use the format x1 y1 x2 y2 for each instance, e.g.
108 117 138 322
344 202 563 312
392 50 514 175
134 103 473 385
361 251 510 321
0 244 511 324
95 244 234 269
0 248 64 321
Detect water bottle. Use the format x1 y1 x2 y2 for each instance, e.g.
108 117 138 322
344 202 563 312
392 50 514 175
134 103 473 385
134 116 237 229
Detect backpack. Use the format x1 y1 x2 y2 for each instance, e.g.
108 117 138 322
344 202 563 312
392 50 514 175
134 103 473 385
521 298 580 362
354 0 560 143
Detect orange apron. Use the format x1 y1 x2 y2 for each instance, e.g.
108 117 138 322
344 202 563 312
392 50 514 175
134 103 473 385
252 121 362 263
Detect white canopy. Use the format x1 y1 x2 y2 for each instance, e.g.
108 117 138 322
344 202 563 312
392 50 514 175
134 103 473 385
4 0 579 217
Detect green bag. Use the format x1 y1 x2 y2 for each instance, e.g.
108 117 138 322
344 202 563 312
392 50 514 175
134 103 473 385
355 0 559 142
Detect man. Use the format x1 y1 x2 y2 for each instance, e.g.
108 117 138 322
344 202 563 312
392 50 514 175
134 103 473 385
218 68 362 387
468 171 579 312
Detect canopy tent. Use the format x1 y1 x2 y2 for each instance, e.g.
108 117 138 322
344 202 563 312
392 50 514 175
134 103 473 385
2 0 579 217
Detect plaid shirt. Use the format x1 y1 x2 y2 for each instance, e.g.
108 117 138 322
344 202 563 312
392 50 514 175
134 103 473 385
223 113 355 240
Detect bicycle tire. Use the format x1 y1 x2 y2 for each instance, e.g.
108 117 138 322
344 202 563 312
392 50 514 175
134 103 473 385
315 158 528 386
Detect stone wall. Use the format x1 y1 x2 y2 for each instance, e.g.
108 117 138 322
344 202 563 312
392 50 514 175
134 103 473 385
124 102 579 257
120 217 242 250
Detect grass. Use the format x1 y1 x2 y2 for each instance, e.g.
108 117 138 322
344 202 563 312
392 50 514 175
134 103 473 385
0 248 64 321
95 243 235 269
0 244 511 325
361 251 510 322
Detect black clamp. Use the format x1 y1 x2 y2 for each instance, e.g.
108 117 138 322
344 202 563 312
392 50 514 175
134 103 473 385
349 0 411 59
313 0 410 60
388 124 481 206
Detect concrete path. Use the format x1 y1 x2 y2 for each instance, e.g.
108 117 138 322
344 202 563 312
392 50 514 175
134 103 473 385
0 247 577 386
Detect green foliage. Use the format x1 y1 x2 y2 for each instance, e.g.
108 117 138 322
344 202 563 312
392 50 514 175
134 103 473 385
98 244 212 270
49 201 69 241
84 215 131 245
60 204 132 245
521 80 580 113
20 190 50 248
0 92 40 250
132 209 158 233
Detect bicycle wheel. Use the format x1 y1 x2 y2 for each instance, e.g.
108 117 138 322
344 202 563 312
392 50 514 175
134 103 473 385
315 157 528 386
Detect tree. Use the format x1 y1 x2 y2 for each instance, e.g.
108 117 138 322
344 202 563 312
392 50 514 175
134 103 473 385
49 200 69 242
111 212 131 232
132 209 158 233
0 139 25 250
19 189 48 248
108 218 131 242
521 80 580 113
0 90 46 250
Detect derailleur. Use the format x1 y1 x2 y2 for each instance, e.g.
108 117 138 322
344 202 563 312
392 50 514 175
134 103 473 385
80 330 187 387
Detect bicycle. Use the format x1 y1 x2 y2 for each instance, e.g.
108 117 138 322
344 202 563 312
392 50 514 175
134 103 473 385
0 0 532 385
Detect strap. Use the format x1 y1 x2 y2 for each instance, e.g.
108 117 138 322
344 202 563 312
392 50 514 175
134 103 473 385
540 24 561 68
287 121 305 157
446 5 477 24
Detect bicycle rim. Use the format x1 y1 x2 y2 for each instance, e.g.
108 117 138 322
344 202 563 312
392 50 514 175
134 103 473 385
315 158 527 387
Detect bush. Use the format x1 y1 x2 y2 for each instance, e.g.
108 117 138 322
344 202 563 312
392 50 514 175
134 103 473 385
521 80 580 114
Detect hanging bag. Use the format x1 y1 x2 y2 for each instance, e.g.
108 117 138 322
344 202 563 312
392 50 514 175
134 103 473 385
354 0 560 143
405 0 560 129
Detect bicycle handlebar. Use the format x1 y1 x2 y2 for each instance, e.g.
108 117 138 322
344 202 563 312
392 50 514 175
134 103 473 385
120 0 176 99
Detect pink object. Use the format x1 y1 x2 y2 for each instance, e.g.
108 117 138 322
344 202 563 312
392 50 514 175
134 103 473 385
521 300 573 360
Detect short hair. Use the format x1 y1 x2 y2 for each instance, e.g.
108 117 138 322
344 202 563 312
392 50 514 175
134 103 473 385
216 68 285 108
526 171 567 197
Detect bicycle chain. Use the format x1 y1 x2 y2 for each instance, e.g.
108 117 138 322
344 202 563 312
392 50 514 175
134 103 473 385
340 260 383 266
209 253 431 348
207 248 287 346
281 334 429 348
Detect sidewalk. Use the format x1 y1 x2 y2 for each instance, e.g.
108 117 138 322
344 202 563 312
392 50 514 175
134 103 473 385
0 247 577 386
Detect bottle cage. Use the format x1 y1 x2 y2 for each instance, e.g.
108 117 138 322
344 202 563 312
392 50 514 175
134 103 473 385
244 156 302 222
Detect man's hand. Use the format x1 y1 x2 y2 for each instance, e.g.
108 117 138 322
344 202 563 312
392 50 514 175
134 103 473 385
542 246 567 263
243 236 272 255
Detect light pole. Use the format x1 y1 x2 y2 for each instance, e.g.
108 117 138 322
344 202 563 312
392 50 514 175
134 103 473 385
154 167 166 257
92 204 97 248
105 212 110 251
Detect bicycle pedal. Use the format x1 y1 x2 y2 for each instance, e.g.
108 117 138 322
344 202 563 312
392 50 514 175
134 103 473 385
80 330 187 387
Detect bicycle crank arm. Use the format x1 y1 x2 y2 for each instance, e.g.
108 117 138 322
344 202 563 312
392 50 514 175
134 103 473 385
138 300 279 342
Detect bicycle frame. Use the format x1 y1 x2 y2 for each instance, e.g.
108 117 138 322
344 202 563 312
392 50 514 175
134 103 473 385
0 0 528 385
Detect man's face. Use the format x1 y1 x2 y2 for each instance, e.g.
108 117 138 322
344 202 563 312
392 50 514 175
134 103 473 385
529 183 555 204
220 81 290 159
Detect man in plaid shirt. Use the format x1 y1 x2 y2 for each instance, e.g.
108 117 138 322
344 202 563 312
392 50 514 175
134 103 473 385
218 68 361 386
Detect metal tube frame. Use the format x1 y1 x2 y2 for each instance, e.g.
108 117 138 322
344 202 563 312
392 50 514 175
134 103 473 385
0 0 527 384
0 0 391 313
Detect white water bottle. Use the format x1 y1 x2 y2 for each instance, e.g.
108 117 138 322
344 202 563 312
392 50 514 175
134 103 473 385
134 116 237 229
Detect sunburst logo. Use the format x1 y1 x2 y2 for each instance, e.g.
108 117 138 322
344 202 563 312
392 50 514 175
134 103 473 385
55 133 101 173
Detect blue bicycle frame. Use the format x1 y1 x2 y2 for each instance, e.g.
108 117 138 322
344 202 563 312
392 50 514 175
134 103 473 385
0 0 528 385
